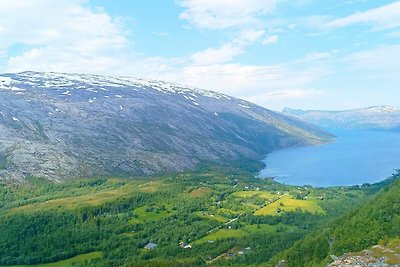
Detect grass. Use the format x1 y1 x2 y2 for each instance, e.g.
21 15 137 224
196 212 228 222
6 181 161 215
371 238 400 265
189 187 211 197
7 189 127 214
194 224 297 245
130 206 174 223
254 195 324 216
214 184 233 190
232 190 277 200
216 208 239 216
241 202 260 210
346 238 400 265
137 181 161 193
3 252 102 267
194 229 248 244
241 224 281 233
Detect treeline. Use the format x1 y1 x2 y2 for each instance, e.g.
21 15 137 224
0 211 100 265
0 188 157 265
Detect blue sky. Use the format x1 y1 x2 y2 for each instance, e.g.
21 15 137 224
0 0 399 110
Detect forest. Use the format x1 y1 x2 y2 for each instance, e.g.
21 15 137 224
0 167 398 266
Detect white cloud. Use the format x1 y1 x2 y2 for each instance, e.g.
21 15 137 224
190 28 267 66
156 60 327 102
326 1 400 30
244 88 322 102
190 44 243 65
296 52 334 63
1 0 128 72
0 0 400 109
387 30 400 38
347 44 400 73
296 15 332 30
7 47 123 74
178 63 287 94
238 29 266 43
262 35 279 45
243 89 324 110
177 0 284 29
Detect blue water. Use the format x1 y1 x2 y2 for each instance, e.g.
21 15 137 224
259 130 400 187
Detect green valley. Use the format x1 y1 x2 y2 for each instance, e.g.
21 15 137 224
1 167 397 266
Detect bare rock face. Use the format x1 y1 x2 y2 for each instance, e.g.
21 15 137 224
328 251 394 267
0 72 331 181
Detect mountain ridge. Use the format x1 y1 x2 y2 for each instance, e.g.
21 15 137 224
283 105 400 131
0 71 331 182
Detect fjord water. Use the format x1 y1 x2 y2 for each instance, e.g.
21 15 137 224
259 130 400 187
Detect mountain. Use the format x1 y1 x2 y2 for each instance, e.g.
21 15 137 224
0 71 331 181
283 106 400 131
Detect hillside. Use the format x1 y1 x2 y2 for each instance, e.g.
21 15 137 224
0 71 331 181
283 106 400 131
0 167 385 266
270 172 400 266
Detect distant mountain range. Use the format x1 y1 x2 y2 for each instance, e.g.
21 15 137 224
283 106 400 131
0 72 331 181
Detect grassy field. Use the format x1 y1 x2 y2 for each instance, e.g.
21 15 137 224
8 189 126 214
194 229 248 244
196 212 228 222
194 223 297 245
136 181 162 193
254 195 324 216
232 190 277 200
3 252 102 267
241 224 293 234
130 206 174 223
6 180 163 215
189 187 211 197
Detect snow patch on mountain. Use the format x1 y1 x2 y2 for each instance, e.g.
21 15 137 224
363 105 400 113
4 71 231 101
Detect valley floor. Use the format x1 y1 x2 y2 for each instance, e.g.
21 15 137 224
0 167 398 266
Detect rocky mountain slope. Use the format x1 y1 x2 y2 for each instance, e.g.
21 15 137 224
0 72 331 181
283 106 400 131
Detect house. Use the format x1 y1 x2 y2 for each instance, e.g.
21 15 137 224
179 242 192 249
144 242 158 250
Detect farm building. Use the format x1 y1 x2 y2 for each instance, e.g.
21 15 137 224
144 242 158 250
